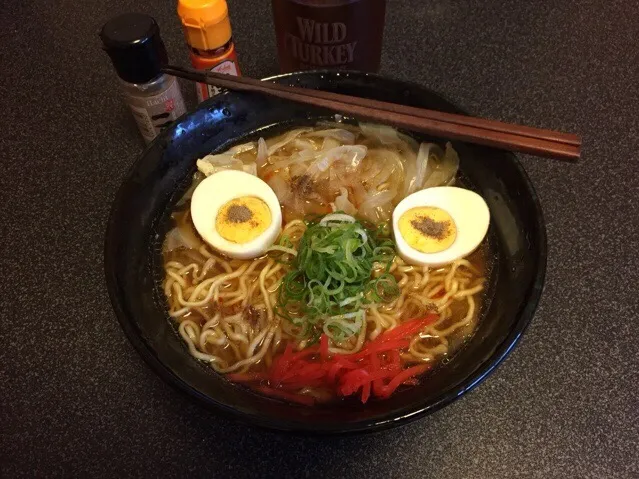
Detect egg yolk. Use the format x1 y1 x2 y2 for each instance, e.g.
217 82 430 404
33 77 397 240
398 206 457 253
215 196 272 244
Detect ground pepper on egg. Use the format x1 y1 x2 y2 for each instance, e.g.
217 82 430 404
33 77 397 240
226 204 253 223
215 196 272 244
410 215 451 240
397 206 457 254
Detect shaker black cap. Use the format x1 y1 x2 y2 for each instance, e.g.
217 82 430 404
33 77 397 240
100 13 168 84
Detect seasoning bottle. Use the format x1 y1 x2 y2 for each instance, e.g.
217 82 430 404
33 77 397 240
100 13 187 144
271 0 387 73
177 0 241 102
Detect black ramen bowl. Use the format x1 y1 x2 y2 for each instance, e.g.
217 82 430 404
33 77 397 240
105 71 546 434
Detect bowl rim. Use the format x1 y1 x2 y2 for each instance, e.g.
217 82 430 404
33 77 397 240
104 69 547 435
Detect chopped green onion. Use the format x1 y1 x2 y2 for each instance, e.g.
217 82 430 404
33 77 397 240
277 212 399 340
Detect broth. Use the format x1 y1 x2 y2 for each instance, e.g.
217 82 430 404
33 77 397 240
162 123 492 405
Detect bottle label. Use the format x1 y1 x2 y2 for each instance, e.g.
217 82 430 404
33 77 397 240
272 0 386 73
197 59 240 102
126 79 187 144
192 47 241 103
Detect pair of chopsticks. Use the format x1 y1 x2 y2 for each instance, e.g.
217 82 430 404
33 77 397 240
162 65 580 161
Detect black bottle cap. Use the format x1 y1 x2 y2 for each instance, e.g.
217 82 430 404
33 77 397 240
100 13 168 84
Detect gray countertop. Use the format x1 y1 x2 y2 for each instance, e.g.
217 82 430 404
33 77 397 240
1 0 638 477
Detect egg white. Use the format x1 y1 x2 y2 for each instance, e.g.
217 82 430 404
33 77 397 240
190 170 282 259
392 186 490 267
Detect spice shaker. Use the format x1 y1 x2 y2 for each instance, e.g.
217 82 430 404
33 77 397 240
271 0 387 73
177 0 241 102
100 13 187 144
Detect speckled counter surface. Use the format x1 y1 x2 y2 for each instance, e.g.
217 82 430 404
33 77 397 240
1 0 637 477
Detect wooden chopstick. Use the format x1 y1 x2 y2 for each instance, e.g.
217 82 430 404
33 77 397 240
182 68 578 147
163 65 581 161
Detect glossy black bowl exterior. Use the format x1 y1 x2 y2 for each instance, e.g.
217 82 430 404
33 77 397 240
105 71 546 434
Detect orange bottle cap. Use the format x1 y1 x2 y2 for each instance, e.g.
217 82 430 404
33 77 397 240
177 0 232 51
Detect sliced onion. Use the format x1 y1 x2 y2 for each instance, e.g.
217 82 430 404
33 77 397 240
358 188 397 222
197 154 257 177
227 142 255 155
306 145 367 178
267 173 292 203
164 212 202 252
256 137 268 167
321 137 341 151
304 128 356 144
289 162 308 178
358 158 383 185
197 154 244 176
422 142 459 188
412 142 442 193
242 162 257 176
266 128 312 155
262 148 318 173
198 153 235 165
358 189 397 212
332 187 357 216
316 121 360 133
361 149 404 191
164 227 184 252
349 180 369 207
360 123 400 144
402 151 418 197
293 138 317 151
397 132 420 153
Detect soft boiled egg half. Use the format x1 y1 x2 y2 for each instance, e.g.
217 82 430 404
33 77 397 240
392 186 490 267
190 170 282 259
